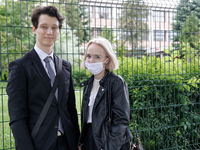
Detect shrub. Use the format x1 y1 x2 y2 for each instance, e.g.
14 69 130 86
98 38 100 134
116 55 200 149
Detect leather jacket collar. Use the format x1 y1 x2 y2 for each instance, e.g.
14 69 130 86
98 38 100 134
80 70 111 87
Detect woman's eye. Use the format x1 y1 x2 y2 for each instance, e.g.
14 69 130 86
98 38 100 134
86 55 91 58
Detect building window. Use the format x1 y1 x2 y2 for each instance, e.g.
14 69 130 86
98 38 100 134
106 8 112 19
91 28 102 37
116 8 121 19
153 11 165 22
168 11 175 22
87 6 93 18
97 28 102 36
168 31 177 41
95 7 112 19
91 28 95 37
95 7 100 18
153 30 165 41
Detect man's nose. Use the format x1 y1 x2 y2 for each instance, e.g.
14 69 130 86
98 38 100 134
47 28 53 34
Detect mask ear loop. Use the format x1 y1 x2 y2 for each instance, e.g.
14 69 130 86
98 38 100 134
103 57 109 68
103 58 108 64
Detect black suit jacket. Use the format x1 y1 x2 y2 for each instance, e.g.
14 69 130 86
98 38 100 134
6 49 80 150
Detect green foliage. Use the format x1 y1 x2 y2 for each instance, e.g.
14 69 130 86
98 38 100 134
116 55 200 149
101 26 115 43
72 66 90 87
0 0 35 80
170 41 200 61
63 0 91 45
173 0 200 50
101 26 128 59
179 13 200 51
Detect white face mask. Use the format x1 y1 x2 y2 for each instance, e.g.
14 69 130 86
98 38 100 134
85 59 108 75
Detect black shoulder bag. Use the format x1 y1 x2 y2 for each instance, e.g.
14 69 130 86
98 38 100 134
31 57 62 139
130 113 145 150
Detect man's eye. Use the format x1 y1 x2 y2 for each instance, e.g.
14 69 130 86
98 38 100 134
96 56 100 59
41 26 47 29
52 27 58 30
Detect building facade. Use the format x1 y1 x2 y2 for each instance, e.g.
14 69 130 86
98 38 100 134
81 0 179 58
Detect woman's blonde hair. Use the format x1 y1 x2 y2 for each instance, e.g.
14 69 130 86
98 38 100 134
81 37 119 71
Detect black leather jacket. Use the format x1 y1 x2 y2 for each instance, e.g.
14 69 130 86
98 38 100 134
79 70 133 150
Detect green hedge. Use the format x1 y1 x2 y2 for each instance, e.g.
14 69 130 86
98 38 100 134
116 56 200 149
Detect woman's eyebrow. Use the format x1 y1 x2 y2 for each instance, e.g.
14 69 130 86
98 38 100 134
87 53 102 56
95 54 102 56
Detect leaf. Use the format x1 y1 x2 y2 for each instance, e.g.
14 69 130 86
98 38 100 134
180 97 185 104
187 77 200 88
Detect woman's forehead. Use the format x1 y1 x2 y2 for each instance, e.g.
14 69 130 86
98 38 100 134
87 43 106 55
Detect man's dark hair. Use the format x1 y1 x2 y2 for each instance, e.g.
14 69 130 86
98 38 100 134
31 5 65 29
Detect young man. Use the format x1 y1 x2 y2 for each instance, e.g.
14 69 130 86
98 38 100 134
6 6 80 150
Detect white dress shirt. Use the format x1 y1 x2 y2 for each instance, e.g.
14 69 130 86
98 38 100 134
34 45 56 82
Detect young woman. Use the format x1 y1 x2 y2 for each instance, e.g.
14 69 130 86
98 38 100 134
78 37 133 150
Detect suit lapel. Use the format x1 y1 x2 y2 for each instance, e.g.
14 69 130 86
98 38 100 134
29 49 58 99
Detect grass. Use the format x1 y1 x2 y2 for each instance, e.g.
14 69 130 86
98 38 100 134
0 81 83 150
0 82 14 150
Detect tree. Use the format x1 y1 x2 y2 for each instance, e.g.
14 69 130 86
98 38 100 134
60 0 91 45
0 0 35 80
172 0 200 50
101 26 115 43
55 24 80 65
179 13 200 52
101 26 128 59
118 0 149 52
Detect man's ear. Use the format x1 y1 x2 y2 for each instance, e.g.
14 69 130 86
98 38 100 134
32 26 36 35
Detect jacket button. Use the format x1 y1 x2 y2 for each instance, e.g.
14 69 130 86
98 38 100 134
54 125 58 129
102 89 104 91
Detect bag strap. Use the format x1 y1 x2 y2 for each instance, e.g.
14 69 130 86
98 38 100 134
130 112 141 144
31 57 62 139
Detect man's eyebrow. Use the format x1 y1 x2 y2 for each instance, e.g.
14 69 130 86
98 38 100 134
39 23 58 26
52 24 59 26
39 23 47 26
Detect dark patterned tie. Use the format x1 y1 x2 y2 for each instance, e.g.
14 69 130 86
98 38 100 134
44 56 55 86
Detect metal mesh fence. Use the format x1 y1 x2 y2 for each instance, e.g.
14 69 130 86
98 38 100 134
0 0 200 149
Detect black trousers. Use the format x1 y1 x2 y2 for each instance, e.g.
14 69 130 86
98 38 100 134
82 123 98 150
55 134 71 150
82 123 130 150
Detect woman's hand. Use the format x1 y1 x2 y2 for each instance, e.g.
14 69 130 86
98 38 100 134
78 146 82 150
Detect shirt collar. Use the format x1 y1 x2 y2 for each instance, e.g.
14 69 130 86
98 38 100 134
34 45 54 61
